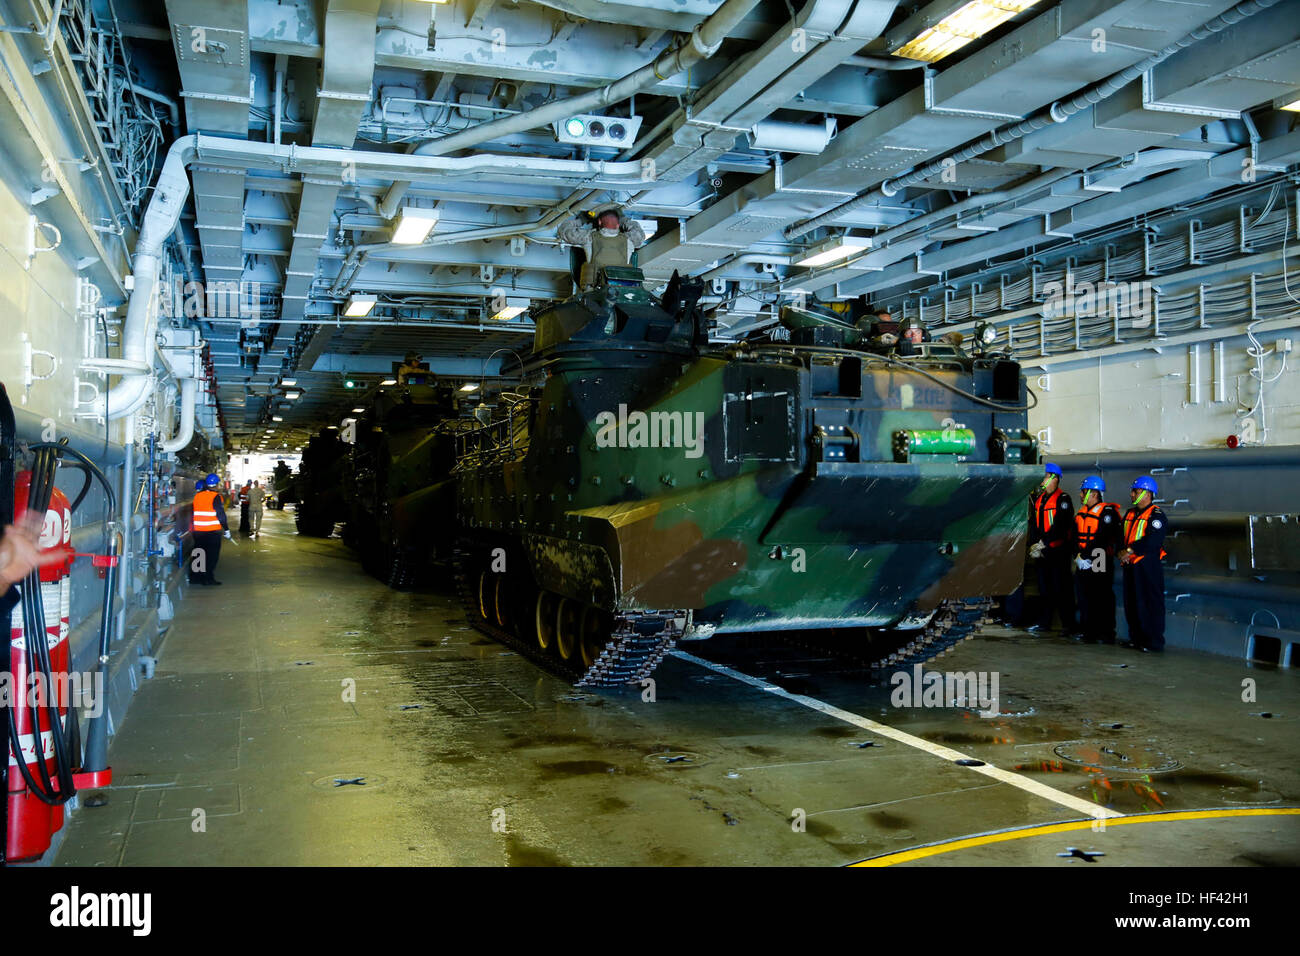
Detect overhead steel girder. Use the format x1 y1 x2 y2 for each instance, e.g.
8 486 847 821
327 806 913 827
249 0 714 92
637 0 1244 276
989 2 1300 169
273 0 382 356
639 0 898 184
312 0 383 148
311 353 505 377
825 130 1300 302
164 0 251 135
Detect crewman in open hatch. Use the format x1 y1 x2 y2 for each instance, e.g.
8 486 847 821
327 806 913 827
557 203 646 289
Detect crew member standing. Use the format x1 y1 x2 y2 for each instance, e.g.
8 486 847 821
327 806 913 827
248 480 266 539
557 203 646 289
1119 476 1168 652
1073 475 1121 643
191 473 230 586
1027 463 1075 632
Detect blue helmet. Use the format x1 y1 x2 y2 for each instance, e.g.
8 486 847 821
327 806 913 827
1044 463 1062 477
205 473 220 488
1132 475 1158 495
1081 475 1105 492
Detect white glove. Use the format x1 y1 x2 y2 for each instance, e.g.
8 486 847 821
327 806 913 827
1028 542 1045 560
1076 556 1092 571
223 530 232 540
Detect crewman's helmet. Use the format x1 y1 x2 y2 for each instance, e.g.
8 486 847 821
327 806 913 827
1044 463 1062 477
1132 475 1158 495
205 473 220 488
1081 475 1105 492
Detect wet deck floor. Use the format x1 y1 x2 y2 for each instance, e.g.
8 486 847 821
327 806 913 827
56 509 1300 866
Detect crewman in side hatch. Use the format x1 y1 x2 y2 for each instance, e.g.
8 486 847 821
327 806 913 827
558 203 646 289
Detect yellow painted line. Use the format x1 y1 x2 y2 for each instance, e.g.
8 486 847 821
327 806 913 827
851 807 1300 866
672 650 1121 820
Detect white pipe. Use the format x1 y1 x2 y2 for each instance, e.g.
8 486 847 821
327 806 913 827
161 378 197 452
97 137 195 421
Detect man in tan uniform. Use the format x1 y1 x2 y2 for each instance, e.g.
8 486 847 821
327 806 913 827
557 203 646 289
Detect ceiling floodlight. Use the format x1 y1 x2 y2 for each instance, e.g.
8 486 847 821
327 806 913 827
281 378 296 386
272 416 283 422
890 0 1044 63
796 235 871 268
345 294 377 317
392 206 440 244
285 390 301 400
380 378 397 386
459 383 479 392
490 296 530 321
1275 95 1300 112
352 407 365 413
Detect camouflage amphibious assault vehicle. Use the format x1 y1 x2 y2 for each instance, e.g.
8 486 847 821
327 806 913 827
343 383 473 588
454 267 1041 687
294 428 351 537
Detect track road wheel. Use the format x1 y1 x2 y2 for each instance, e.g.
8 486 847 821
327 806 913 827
478 571 494 623
493 575 509 630
535 591 559 652
578 606 611 669
555 597 580 661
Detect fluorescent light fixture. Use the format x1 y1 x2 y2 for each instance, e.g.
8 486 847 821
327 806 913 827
392 206 440 244
1277 96 1300 112
281 379 296 386
797 235 871 267
344 294 377 317
459 383 479 392
285 390 301 400
380 378 397 386
272 416 283 422
893 0 1043 63
326 425 338 430
352 407 365 413
490 296 530 321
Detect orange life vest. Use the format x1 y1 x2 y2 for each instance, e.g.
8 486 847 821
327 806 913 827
1032 489 1065 548
192 489 223 532
1075 501 1117 554
1122 503 1167 563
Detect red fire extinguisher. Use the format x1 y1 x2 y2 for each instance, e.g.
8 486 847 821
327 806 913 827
6 472 76 862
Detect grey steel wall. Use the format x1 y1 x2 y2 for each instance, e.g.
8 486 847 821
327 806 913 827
1053 445 1300 663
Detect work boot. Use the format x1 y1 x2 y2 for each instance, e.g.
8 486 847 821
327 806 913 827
207 579 223 586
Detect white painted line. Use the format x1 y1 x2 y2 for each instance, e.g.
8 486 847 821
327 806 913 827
670 649 1122 820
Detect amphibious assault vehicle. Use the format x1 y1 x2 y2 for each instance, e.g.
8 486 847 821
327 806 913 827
342 383 473 587
452 267 1042 687
294 428 351 537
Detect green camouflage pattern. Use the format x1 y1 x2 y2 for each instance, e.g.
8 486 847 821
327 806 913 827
455 275 1041 640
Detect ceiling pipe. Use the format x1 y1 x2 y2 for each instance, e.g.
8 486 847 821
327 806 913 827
785 0 1283 240
375 0 764 220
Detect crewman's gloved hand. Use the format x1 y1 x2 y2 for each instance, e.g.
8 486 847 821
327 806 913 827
1028 541 1045 560
223 530 232 540
1076 556 1092 571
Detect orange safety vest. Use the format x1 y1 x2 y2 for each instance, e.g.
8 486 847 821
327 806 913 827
1122 503 1167 563
192 489 223 532
1031 489 1065 548
1075 501 1117 554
